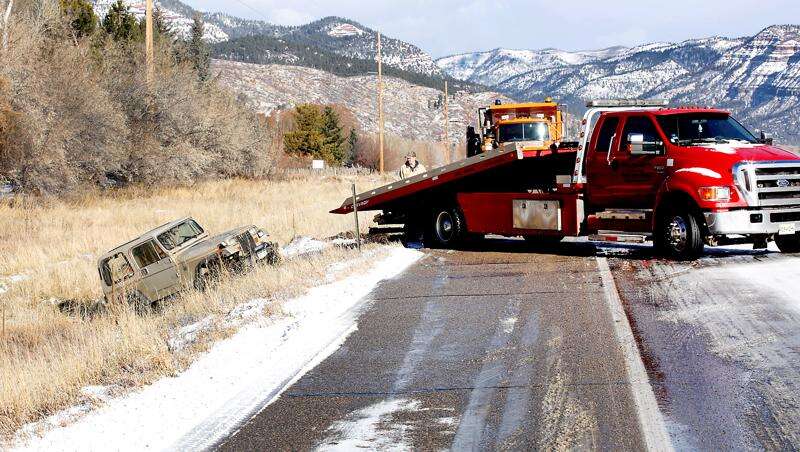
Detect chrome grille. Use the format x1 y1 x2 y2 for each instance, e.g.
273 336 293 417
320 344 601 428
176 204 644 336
739 162 800 207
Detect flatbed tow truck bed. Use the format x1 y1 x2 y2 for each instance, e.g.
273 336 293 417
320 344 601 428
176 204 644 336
331 146 575 215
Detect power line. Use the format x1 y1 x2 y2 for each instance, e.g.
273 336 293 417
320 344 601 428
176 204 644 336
226 0 272 24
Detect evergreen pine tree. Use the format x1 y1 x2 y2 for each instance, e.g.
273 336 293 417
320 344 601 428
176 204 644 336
346 127 358 166
283 105 325 158
59 0 97 39
102 0 139 42
153 6 173 41
189 13 210 81
321 106 344 165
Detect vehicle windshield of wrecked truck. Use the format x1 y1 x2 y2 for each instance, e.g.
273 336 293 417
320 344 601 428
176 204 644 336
499 122 550 143
656 113 757 146
157 220 204 251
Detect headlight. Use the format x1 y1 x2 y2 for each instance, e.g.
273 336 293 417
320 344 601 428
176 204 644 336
698 186 731 202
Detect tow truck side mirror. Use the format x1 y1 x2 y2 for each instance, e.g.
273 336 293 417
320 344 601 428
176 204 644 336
759 130 774 145
627 133 664 155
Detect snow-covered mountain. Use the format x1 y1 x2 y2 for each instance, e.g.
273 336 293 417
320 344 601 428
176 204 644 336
276 17 443 77
91 0 229 42
436 46 627 86
438 26 800 144
90 1 443 78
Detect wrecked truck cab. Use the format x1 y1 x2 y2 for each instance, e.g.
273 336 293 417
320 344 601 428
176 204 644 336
98 217 281 306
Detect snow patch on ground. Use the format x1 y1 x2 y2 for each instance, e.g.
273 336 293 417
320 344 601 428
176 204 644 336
317 398 422 451
281 236 328 257
725 258 800 313
13 247 423 452
502 316 518 334
167 316 215 352
0 274 30 294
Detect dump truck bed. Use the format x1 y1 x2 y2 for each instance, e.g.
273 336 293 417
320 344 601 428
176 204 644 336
331 146 571 214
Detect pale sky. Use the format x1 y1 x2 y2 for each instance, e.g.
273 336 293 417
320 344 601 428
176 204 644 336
186 0 800 57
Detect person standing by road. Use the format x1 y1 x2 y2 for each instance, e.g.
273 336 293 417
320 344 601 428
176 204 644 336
399 152 427 179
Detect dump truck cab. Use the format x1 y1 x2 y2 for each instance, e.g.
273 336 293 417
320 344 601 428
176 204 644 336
468 100 566 156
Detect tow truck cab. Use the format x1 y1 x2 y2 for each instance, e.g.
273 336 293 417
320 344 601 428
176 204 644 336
580 100 800 257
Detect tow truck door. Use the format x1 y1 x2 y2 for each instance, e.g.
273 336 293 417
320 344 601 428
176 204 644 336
585 115 623 207
611 115 668 206
586 114 667 208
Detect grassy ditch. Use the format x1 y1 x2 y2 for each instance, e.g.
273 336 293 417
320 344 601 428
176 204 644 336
0 170 393 436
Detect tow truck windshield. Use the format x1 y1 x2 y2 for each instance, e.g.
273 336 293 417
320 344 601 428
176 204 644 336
656 113 757 145
498 122 550 143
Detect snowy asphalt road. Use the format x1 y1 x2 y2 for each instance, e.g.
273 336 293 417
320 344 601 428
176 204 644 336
609 246 800 450
215 240 800 450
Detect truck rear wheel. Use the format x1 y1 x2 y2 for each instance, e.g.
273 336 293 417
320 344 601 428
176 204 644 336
426 207 465 248
775 233 800 253
656 207 704 259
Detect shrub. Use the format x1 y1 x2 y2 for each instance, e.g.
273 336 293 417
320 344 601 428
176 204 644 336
0 0 276 195
58 0 96 39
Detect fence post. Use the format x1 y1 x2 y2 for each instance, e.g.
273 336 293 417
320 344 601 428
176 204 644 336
351 183 362 253
1 291 5 346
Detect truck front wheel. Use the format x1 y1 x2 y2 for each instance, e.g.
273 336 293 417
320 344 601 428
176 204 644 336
427 208 465 248
656 207 704 259
775 233 800 253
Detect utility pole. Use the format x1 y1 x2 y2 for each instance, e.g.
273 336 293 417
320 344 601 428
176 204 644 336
145 0 154 86
377 32 385 174
443 80 450 164
2 0 13 52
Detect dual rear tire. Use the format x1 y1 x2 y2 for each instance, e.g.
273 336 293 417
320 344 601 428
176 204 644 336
425 207 467 248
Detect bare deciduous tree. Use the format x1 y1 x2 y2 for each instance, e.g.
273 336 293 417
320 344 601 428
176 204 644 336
1 0 13 51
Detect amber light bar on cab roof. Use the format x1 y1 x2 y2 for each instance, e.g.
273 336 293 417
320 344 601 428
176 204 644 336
586 99 669 108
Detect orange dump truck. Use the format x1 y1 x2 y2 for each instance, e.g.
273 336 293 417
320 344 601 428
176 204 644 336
466 99 569 157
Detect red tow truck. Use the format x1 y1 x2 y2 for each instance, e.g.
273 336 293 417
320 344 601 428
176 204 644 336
332 99 800 259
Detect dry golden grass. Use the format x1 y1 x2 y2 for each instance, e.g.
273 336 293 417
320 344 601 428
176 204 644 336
0 170 394 436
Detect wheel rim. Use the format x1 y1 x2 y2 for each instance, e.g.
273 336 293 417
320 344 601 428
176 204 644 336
666 216 688 252
435 211 455 242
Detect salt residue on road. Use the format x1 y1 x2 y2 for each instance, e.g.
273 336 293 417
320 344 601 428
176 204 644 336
13 247 423 452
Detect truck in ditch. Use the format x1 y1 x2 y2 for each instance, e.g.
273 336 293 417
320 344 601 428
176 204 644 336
97 217 281 306
333 99 800 259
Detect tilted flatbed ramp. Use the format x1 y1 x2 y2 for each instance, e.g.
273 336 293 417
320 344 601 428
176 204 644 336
331 147 567 214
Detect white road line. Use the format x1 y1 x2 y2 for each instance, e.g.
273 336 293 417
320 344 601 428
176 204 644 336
596 257 674 452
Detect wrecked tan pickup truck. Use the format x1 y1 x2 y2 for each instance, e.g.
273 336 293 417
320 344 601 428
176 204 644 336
97 217 281 306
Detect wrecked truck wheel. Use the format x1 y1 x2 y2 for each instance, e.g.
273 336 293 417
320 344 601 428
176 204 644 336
264 244 283 265
775 233 800 253
126 291 153 314
193 261 221 292
657 207 703 260
426 208 465 248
